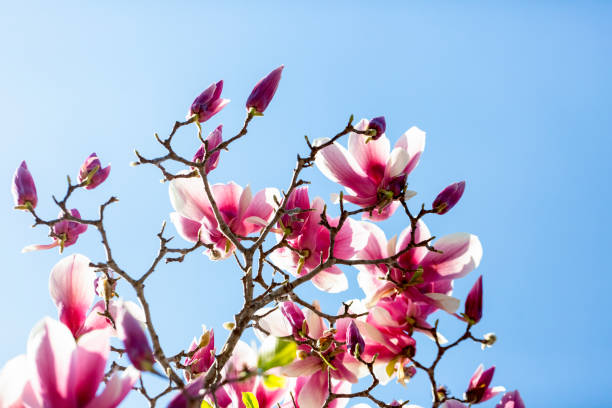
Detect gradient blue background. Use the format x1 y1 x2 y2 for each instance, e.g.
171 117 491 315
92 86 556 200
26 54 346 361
1 1 610 407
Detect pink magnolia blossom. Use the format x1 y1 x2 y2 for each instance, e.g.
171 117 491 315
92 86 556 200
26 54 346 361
169 178 279 260
22 209 88 253
183 327 215 382
314 119 425 220
246 65 284 114
0 318 139 408
12 161 37 209
78 153 111 190
188 80 230 123
282 376 351 408
356 220 482 315
280 301 308 338
192 124 223 174
270 188 367 292
465 365 505 404
278 302 365 408
496 390 525 408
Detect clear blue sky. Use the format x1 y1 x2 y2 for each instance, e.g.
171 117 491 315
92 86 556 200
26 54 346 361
1 1 610 407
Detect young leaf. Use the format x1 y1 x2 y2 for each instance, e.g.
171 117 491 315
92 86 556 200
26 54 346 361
257 337 297 372
242 391 259 408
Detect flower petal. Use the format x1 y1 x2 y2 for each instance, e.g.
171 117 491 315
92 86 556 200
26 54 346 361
313 139 373 196
347 119 390 174
422 233 483 280
394 126 426 175
297 371 328 408
0 354 29 408
169 212 201 243
311 266 349 293
49 254 96 337
74 329 110 406
85 366 140 408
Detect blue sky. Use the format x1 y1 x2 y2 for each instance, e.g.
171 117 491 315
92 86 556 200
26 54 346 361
1 1 610 407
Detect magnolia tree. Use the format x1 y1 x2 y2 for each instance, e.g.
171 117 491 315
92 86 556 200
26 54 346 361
1 66 525 408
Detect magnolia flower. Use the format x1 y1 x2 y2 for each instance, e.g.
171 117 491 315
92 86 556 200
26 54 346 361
12 161 37 209
496 390 525 408
246 65 284 114
78 153 111 190
188 80 230 123
280 301 308 338
192 124 223 174
270 189 367 293
22 209 87 253
183 327 215 381
0 318 139 407
282 376 351 408
169 178 279 260
314 119 425 221
465 364 505 404
356 221 482 315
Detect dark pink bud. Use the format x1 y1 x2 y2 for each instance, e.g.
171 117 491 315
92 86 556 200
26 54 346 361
192 125 223 174
464 276 483 324
117 306 156 372
466 365 496 403
12 161 37 209
246 65 284 114
433 181 466 214
188 80 230 123
496 390 525 408
184 328 215 381
280 301 308 338
367 116 386 140
78 153 111 190
346 320 365 358
53 209 88 248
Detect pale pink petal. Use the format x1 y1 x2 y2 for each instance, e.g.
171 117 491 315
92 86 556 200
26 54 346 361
241 187 280 234
254 308 292 339
394 126 426 175
168 176 212 222
481 386 506 403
333 218 367 259
79 301 114 336
169 212 201 242
212 182 242 221
21 242 59 253
396 220 432 266
305 301 325 338
311 266 348 293
313 139 373 196
0 354 29 408
347 119 390 174
27 318 77 407
49 254 96 337
74 329 110 406
297 370 328 408
442 401 467 408
422 233 483 280
85 366 140 408
424 293 461 314
384 148 410 179
362 202 400 221
282 357 321 377
237 184 253 218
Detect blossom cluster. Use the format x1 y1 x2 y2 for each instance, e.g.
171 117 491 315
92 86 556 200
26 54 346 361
2 66 524 408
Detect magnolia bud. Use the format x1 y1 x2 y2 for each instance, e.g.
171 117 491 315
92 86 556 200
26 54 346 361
117 307 156 372
280 301 308 338
345 320 365 358
464 276 483 324
188 80 230 123
246 65 284 114
465 365 496 403
78 153 111 190
496 390 525 408
432 181 465 214
367 116 386 140
192 125 223 174
12 161 37 209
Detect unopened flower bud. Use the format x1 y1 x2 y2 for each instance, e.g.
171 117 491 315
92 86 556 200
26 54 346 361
12 161 37 209
481 332 497 350
193 125 223 174
53 209 87 250
367 116 386 140
280 301 308 338
345 320 365 358
246 65 284 115
496 390 525 408
464 276 483 324
94 274 117 302
223 322 235 331
117 307 156 372
433 181 465 214
78 153 111 190
188 80 230 123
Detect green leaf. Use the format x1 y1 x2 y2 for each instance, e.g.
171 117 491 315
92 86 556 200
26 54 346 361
242 392 259 408
263 374 287 389
257 337 297 372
